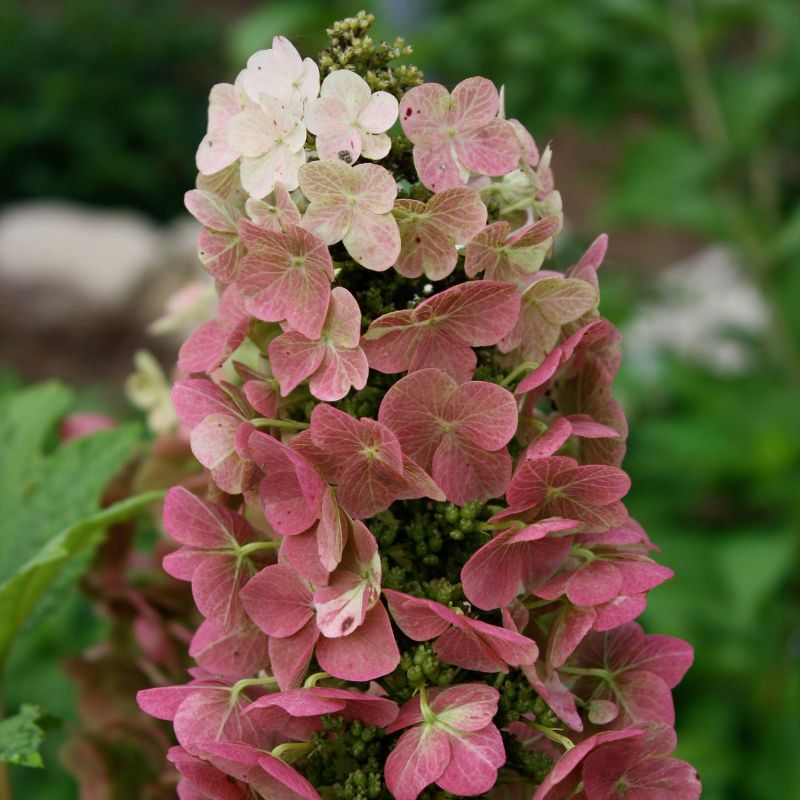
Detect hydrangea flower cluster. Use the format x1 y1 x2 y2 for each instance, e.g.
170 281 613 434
140 13 701 799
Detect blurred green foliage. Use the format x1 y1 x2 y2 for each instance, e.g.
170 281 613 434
2 1 799 798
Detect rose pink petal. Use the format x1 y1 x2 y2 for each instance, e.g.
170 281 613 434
435 724 505 796
362 280 520 382
429 684 500 732
179 285 249 374
189 617 269 679
198 742 320 800
316 601 399 681
191 414 258 494
171 378 238 428
382 589 452 641
546 604 598 668
245 428 326 535
269 620 319 690
280 525 332 586
535 560 624 607
246 182 303 233
241 564 314 637
594 594 648 631
163 486 254 550
460 519 578 610
532 729 644 800
299 160 400 270
392 187 488 280
168 746 249 800
270 287 368 401
237 220 334 339
384 725 451 800
137 679 228 721
379 369 518 504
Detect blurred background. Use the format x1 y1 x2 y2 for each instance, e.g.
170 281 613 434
1 1 798 797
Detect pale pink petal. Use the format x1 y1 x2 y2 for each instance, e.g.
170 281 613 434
432 435 512 504
269 331 325 396
455 118 521 176
343 205 401 271
269 620 319 690
360 90 399 133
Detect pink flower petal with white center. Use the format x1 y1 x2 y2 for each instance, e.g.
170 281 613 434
546 604 598 668
435 724 505 797
532 729 644 800
240 147 305 199
313 520 381 637
173 688 263 756
178 285 249 374
429 684 499 733
196 83 242 175
363 281 519 381
246 182 302 233
385 725 451 800
190 617 269 679
198 742 321 800
465 217 559 283
392 188 487 280
185 188 240 233
316 601 400 681
163 486 253 549
299 160 400 269
461 519 578 610
241 564 314 637
269 620 319 690
245 429 325 535
237 221 333 339
382 589 452 641
243 36 320 118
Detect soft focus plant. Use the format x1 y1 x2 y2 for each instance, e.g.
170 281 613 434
139 12 701 799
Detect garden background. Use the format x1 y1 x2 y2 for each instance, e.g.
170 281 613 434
0 1 798 798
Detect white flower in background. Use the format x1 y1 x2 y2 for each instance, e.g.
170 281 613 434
227 95 306 198
625 246 768 376
242 35 320 118
305 69 398 163
125 350 178 435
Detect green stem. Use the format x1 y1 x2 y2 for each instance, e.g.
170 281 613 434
418 684 437 726
303 671 331 688
271 741 313 763
237 540 280 559
527 721 575 751
558 666 610 680
251 417 310 431
231 676 278 701
501 361 540 387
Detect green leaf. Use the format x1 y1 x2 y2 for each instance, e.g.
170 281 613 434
0 382 142 668
0 704 57 768
0 490 165 670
